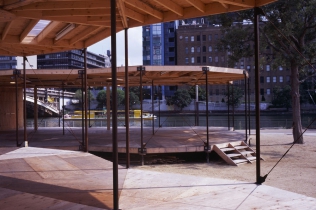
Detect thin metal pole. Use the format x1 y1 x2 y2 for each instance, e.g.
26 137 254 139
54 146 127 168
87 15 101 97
254 7 261 184
111 0 119 208
140 69 144 165
152 81 154 135
34 87 38 131
227 82 230 130
232 83 235 130
62 83 65 135
15 73 19 147
244 72 248 142
124 28 130 169
81 67 84 150
205 71 209 163
248 78 251 135
23 56 27 146
84 48 88 152
106 83 111 130
195 85 198 126
158 85 161 127
89 86 91 127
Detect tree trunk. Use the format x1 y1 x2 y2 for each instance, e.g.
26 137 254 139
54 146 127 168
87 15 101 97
291 62 304 144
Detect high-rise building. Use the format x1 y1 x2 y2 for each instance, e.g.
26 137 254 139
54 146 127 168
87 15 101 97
37 49 110 69
0 56 17 70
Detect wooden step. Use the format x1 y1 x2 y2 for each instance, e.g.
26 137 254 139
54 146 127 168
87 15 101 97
227 153 242 158
233 159 249 164
240 151 254 155
247 156 256 161
221 147 235 152
234 146 248 150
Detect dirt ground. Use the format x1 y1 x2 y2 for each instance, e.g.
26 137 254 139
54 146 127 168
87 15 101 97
134 130 316 198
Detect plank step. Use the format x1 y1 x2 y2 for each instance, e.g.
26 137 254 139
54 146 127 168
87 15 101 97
247 156 256 161
233 159 249 164
221 148 235 152
227 153 241 158
234 146 248 149
240 151 254 155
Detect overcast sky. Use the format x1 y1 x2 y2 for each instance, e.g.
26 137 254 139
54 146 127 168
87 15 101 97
88 26 143 67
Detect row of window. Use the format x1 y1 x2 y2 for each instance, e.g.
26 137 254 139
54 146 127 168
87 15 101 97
185 46 217 53
180 34 219 42
0 56 16 60
185 56 223 64
260 76 290 83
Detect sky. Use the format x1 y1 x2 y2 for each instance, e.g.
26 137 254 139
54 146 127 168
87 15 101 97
88 26 143 67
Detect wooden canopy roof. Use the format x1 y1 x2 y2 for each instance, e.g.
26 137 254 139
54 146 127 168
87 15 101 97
0 65 247 88
0 0 276 56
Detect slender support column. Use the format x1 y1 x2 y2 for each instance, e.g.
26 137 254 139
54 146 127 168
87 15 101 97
111 0 119 208
248 78 251 135
254 7 261 184
139 67 144 165
89 86 91 127
81 67 84 150
84 48 88 152
227 82 230 130
244 72 248 142
23 56 27 147
232 83 235 130
15 72 19 147
34 87 38 131
151 81 154 135
195 85 199 126
158 85 161 127
62 84 65 135
203 67 210 163
124 28 130 169
106 83 111 130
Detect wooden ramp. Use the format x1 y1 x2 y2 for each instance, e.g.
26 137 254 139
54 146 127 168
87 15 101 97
213 141 263 166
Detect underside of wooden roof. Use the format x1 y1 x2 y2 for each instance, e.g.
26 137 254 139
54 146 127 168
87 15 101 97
0 0 276 56
0 65 247 88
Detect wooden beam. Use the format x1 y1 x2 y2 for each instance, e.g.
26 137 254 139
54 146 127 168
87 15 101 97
42 9 111 17
125 7 145 23
125 0 163 20
152 0 183 16
35 21 60 43
117 0 128 28
3 0 44 10
185 0 205 13
84 28 110 47
1 21 13 40
215 0 254 8
69 26 100 45
20 19 39 42
11 1 110 10
0 8 16 22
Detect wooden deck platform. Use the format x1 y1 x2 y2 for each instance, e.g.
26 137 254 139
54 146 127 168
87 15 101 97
0 127 247 154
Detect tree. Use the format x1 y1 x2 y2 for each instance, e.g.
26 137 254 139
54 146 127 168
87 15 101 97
188 85 206 101
122 91 140 108
74 89 94 104
216 0 316 143
271 85 292 110
166 89 192 111
96 89 125 109
224 86 244 107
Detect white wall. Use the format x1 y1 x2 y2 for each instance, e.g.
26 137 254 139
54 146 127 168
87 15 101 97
16 55 37 69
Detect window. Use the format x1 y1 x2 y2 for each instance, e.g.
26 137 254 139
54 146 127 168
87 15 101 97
208 46 212 52
208 35 212 41
202 46 206 52
202 56 206 63
209 56 212 63
197 56 201 63
185 58 189 64
267 89 271 95
197 47 200 52
185 36 188 42
185 47 188 54
279 66 283 71
191 47 194 53
260 88 264 95
266 76 270 83
273 76 276 82
260 76 264 83
247 65 251 71
279 76 283 82
191 36 194 41
179 35 183 40
202 35 206 41
286 75 290 82
215 56 218 62
197 35 200 41
191 57 194 63
266 65 270 71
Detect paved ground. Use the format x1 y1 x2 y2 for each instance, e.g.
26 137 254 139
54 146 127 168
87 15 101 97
0 147 315 210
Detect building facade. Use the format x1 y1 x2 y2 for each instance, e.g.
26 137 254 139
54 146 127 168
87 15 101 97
0 56 17 70
37 49 110 69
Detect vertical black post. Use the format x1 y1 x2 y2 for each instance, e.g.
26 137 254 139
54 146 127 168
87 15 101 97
34 87 38 131
15 72 19 146
139 68 144 165
244 71 248 142
62 83 65 135
158 85 161 127
23 56 27 146
203 67 210 163
195 85 199 126
124 28 130 169
248 78 251 135
89 86 91 127
227 82 230 130
111 0 119 208
152 81 154 135
254 7 261 184
232 83 235 130
81 67 84 150
84 48 88 152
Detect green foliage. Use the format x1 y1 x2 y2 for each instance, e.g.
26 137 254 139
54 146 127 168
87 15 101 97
96 89 125 109
166 89 192 111
271 85 292 110
188 86 206 101
224 86 244 107
73 89 94 104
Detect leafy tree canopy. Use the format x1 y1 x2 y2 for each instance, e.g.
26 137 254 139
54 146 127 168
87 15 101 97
188 86 206 101
224 86 244 107
166 89 192 111
271 85 292 110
